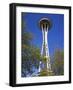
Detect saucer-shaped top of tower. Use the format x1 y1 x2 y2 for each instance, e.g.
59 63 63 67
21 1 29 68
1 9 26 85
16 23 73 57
39 18 52 31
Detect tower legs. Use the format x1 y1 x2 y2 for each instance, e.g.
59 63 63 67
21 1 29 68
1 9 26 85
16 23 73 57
38 18 53 76
38 30 52 75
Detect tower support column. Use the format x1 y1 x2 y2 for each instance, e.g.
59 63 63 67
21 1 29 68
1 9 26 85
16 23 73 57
38 18 52 75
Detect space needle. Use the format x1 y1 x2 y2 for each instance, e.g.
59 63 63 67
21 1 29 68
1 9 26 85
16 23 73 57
39 18 52 74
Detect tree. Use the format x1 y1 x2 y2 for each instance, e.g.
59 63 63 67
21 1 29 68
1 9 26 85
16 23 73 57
21 20 41 77
52 49 64 75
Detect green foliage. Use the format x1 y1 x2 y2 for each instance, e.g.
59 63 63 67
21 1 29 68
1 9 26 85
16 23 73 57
22 45 41 76
39 49 64 76
22 31 33 46
22 20 41 77
39 69 54 76
52 49 64 75
42 56 47 62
